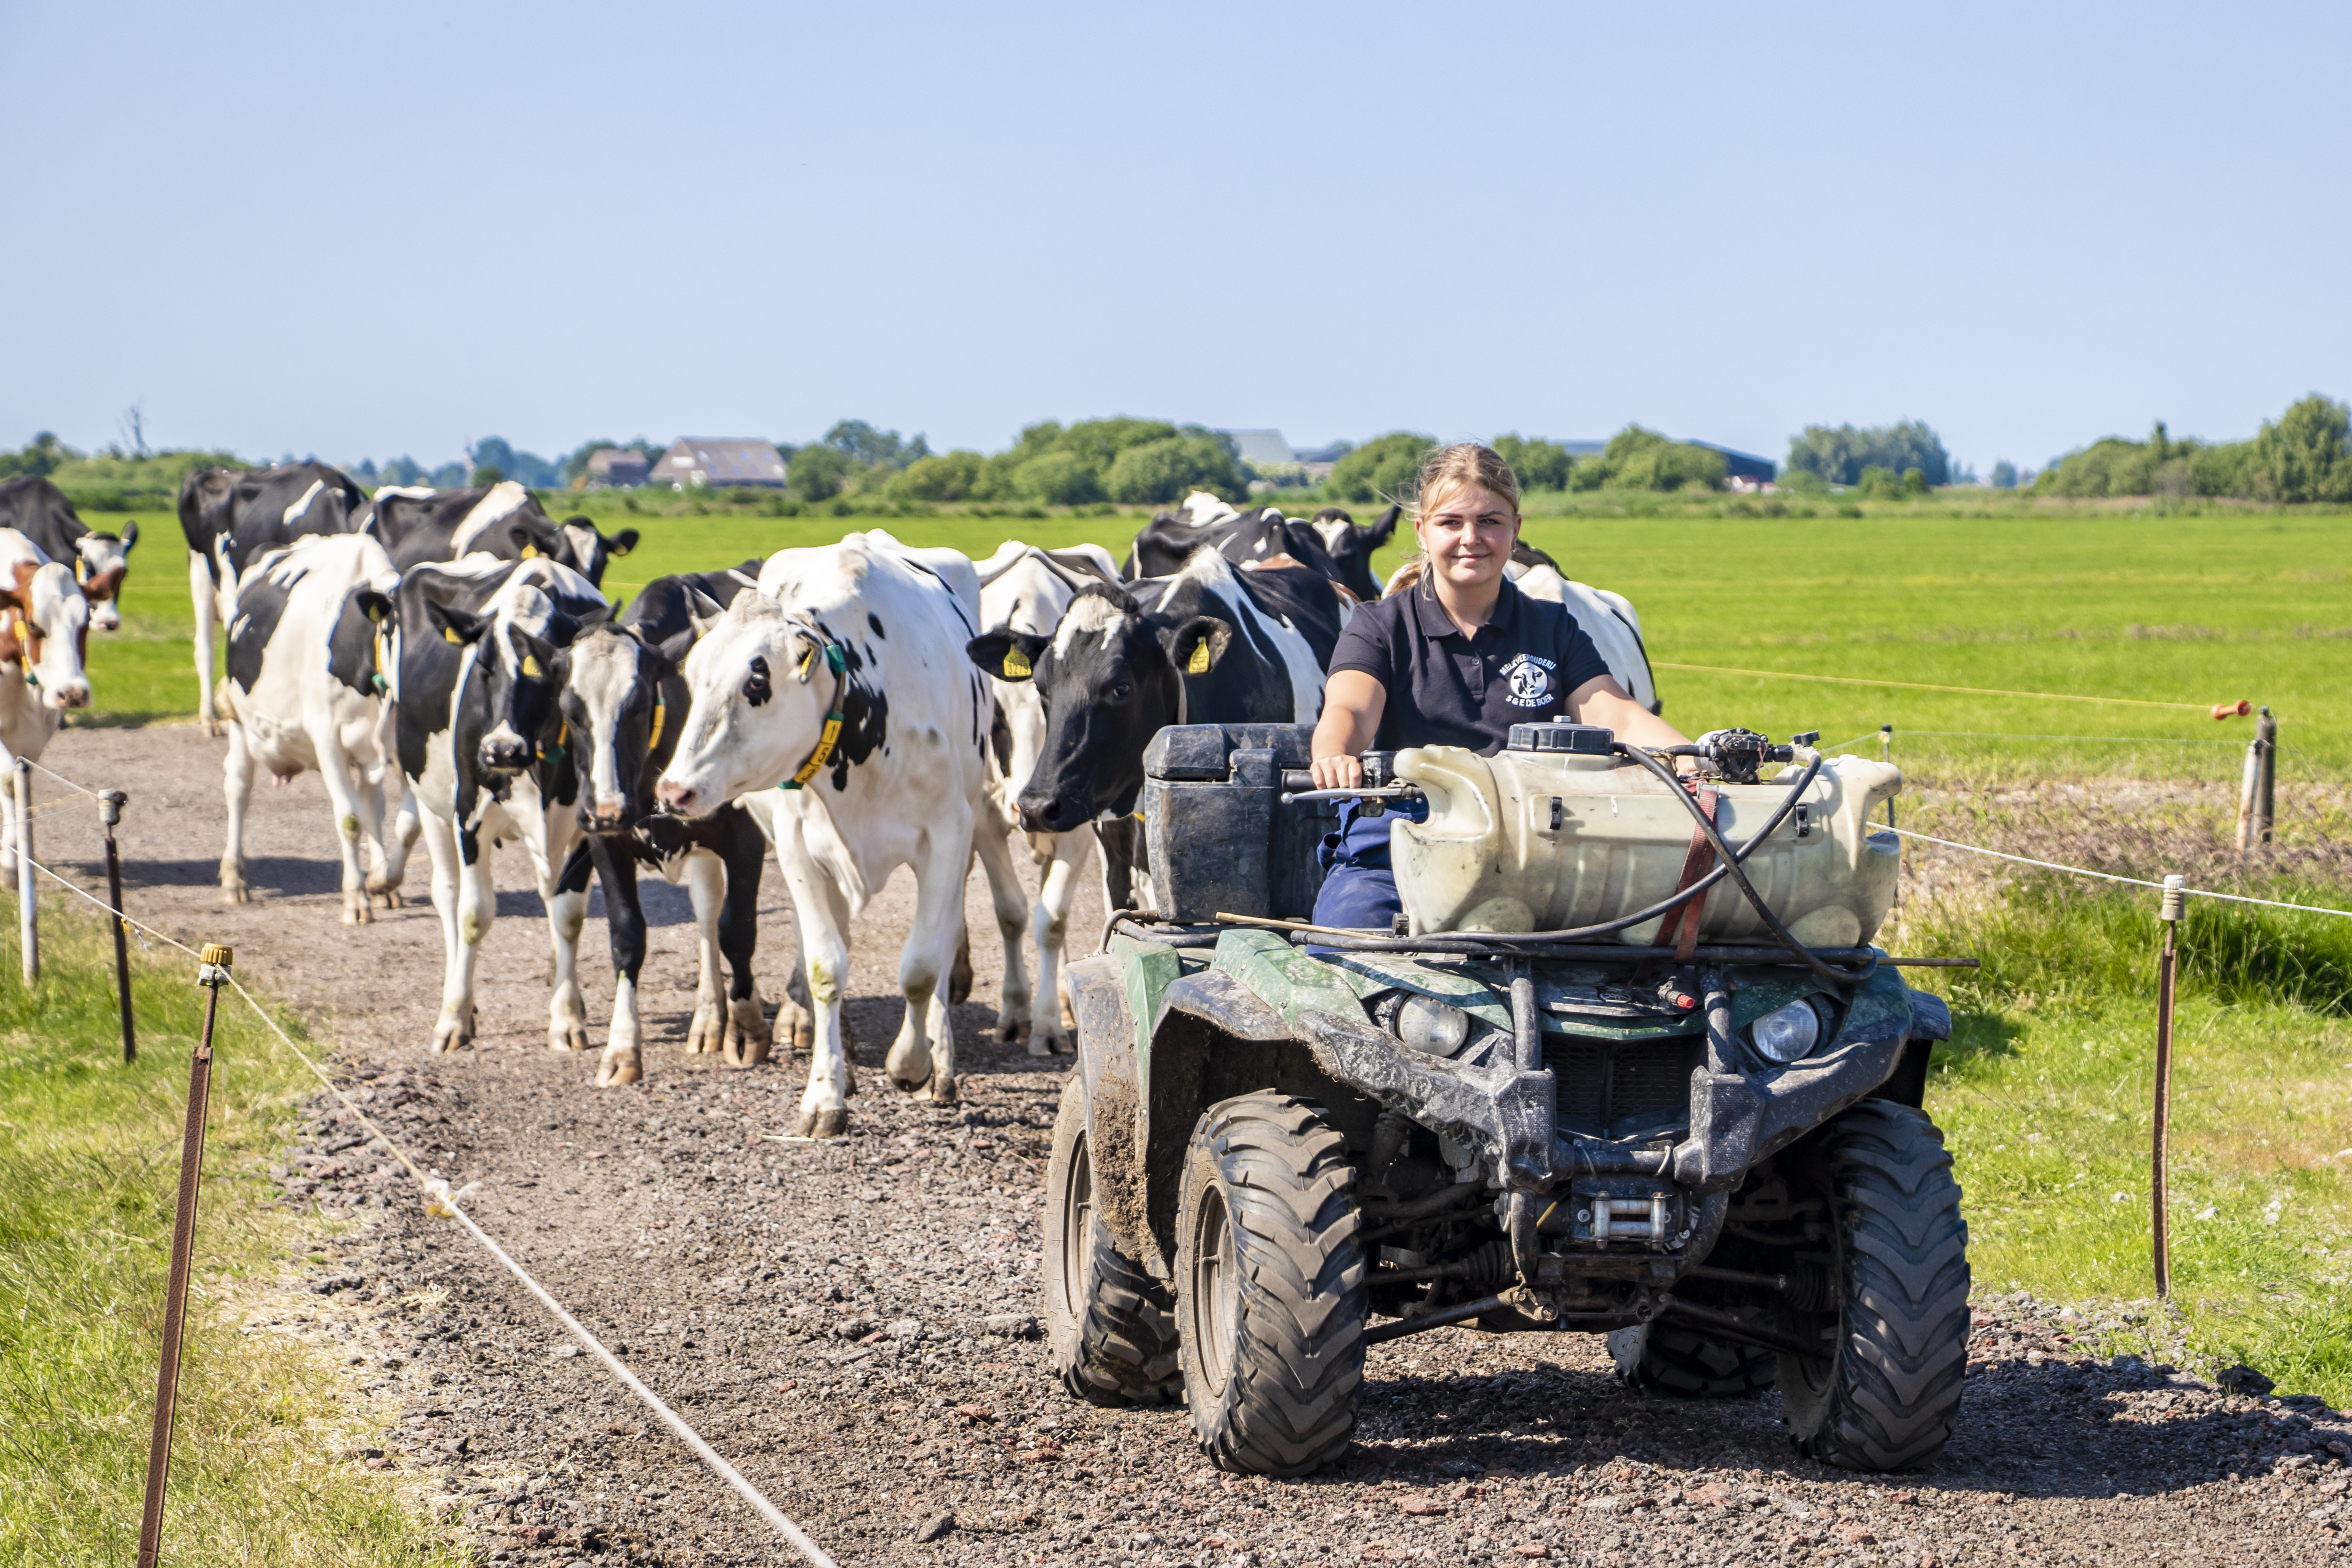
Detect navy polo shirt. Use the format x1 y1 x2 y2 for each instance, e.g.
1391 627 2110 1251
1329 572 1614 756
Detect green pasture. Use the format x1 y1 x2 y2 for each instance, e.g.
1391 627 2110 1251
1898 869 2352 1407
89 500 2352 785
0 911 458 1565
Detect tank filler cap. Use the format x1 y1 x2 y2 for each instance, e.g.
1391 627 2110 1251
1506 722 1615 755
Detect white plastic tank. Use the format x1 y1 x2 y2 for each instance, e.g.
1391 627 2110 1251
1388 744 1901 947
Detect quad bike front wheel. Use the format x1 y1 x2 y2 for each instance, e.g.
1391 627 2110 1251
1041 1074 1179 1406
1609 1320 1776 1399
1175 1093 1367 1477
1774 1099 1972 1470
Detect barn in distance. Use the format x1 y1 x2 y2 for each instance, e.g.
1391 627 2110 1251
649 438 789 490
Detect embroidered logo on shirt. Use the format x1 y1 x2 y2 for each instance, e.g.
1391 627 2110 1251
1501 652 1557 708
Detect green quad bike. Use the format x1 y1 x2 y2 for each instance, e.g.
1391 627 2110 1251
1040 720 1970 1478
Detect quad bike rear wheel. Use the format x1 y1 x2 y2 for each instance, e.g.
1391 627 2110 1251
1609 1320 1777 1399
1175 1093 1366 1477
1042 1074 1179 1405
1774 1099 1972 1470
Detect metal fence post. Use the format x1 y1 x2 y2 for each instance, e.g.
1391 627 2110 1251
102 790 135 1063
2237 706 2275 856
136 943 232 1568
15 758 34 983
2152 875 2183 1298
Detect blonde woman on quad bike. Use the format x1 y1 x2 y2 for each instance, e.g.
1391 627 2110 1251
1306 441 1692 933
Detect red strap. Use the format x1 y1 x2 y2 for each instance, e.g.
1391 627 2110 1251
1667 785 1720 962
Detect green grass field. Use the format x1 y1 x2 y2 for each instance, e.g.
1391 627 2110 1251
87 499 2348 783
0 912 458 1564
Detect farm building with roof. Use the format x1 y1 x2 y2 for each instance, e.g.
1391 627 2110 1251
649 437 789 489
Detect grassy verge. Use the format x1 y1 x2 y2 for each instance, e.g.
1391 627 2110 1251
0 909 458 1565
1895 786 2352 1405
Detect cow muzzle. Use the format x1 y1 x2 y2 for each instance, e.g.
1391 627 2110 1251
653 779 703 817
479 737 533 774
1016 789 1088 835
47 681 91 711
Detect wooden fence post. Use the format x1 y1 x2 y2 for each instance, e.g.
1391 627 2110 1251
136 944 232 1568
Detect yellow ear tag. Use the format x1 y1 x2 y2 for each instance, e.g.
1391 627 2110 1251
796 644 817 679
1186 640 1212 675
1002 648 1032 678
443 626 464 644
520 543 538 559
521 654 543 678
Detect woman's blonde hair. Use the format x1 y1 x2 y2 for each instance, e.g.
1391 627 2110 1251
1411 441 1521 520
1383 442 1522 597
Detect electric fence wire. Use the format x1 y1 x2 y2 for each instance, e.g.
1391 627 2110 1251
1652 660 2224 711
0 760 839 1568
1883 824 2352 919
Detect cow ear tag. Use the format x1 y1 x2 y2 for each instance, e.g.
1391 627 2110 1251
1186 639 1213 675
521 654 543 678
1001 648 1032 678
520 544 538 559
443 626 464 644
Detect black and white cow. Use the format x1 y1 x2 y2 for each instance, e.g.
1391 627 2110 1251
0 477 139 632
367 555 611 1053
180 463 369 734
970 539 1123 1053
970 544 1344 840
654 532 1035 1137
1126 489 1399 604
555 562 774 1088
216 532 404 922
364 481 639 586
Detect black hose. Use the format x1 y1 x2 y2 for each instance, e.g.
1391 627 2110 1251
1612 743 1858 986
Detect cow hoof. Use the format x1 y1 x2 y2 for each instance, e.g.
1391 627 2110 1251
220 884 249 906
996 1016 1029 1044
431 1013 474 1053
685 1005 726 1056
342 899 372 927
371 888 405 910
722 1033 770 1070
595 1051 643 1088
1058 990 1079 1032
915 1076 958 1106
550 1023 591 1053
1025 1037 1057 1059
793 1107 850 1139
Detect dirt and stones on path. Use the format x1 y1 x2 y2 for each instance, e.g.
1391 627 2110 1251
32 723 2352 1567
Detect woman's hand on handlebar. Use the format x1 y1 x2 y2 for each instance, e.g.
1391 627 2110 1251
1309 752 1364 790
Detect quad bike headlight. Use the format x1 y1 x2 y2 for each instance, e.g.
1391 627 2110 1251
1377 991 1473 1057
1748 997 1825 1064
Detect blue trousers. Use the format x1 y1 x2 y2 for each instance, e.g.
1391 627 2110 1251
1311 806 1402 941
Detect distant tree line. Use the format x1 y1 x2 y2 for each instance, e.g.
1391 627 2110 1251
1324 427 1730 504
2030 395 2352 503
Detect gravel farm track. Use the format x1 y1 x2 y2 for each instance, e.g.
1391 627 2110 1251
31 723 2352 1568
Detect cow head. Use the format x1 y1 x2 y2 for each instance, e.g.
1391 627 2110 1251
73 522 137 631
427 584 578 777
562 618 698 833
655 592 843 817
1309 504 1401 602
0 560 93 710
552 516 639 590
965 585 1231 834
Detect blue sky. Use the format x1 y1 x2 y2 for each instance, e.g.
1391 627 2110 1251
5 1 2345 476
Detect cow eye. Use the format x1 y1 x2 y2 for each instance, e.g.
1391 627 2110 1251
1109 681 1133 702
744 655 773 707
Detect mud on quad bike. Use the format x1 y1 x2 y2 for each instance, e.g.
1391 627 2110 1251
1039 721 1970 1478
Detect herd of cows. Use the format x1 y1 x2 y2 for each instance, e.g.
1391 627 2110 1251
0 467 1658 1138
